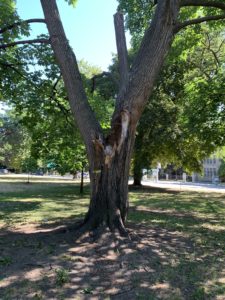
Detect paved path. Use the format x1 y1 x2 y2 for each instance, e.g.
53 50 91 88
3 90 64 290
142 180 225 193
2 174 225 193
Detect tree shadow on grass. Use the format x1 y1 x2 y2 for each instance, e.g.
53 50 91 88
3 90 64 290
129 184 180 194
0 201 42 226
0 217 224 299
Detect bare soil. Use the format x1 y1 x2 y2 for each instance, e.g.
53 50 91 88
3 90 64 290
1 219 221 300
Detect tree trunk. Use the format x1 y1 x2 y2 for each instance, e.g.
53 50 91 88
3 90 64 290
38 0 225 235
83 127 135 235
133 174 142 187
80 166 84 194
132 154 143 186
85 160 129 234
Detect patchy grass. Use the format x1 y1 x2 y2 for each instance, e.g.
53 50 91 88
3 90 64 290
0 178 224 299
0 177 89 227
129 187 225 246
55 268 69 287
128 186 225 299
0 256 12 267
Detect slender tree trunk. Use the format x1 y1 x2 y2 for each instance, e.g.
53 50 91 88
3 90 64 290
133 168 142 186
80 166 84 194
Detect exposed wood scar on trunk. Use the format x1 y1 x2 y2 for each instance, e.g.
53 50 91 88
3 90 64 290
104 109 130 166
117 109 130 152
92 110 130 167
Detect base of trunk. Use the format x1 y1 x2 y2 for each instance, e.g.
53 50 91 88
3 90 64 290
82 209 129 237
63 217 129 241
132 178 142 186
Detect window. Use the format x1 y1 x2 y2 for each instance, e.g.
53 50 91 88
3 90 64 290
204 168 209 177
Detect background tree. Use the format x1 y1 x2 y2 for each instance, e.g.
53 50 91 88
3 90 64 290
132 26 225 185
0 112 31 171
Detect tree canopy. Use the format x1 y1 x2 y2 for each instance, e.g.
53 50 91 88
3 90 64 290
132 24 225 180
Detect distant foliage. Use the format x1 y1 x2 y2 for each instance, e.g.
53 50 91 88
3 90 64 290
64 0 77 7
218 160 225 181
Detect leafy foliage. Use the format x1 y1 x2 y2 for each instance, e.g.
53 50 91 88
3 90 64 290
116 1 225 176
0 2 110 175
0 9 113 175
0 113 30 170
64 0 78 7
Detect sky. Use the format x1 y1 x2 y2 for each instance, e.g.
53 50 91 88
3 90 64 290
16 0 130 70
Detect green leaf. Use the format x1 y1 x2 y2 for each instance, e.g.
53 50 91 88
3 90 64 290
64 0 78 7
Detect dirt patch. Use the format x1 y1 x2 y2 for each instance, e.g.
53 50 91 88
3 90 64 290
1 221 223 300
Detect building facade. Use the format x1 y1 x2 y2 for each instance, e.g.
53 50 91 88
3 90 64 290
193 157 222 182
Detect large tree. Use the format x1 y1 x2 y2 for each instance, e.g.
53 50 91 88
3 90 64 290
1 0 225 234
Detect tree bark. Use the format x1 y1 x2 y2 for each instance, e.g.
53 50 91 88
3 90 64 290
84 127 135 235
114 12 129 95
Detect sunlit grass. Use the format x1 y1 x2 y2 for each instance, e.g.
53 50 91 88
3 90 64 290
129 188 225 227
0 178 89 227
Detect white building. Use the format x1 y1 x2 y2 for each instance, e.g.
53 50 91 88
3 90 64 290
193 157 222 182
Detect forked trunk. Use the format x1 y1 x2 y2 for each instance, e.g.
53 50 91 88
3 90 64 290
41 0 180 235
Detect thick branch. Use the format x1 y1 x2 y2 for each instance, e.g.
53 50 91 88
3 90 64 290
0 19 46 35
175 14 225 32
40 0 103 158
114 12 129 94
181 0 225 10
117 0 180 123
0 38 50 49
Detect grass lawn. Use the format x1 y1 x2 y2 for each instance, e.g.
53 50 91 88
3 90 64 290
0 176 224 299
0 177 89 227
